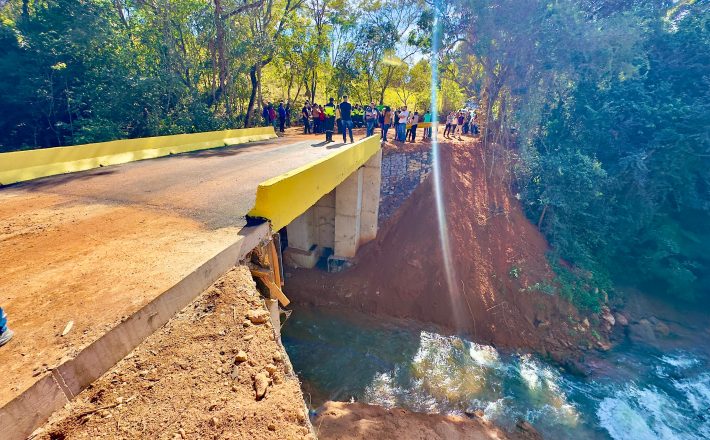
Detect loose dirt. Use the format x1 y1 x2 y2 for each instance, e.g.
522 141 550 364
37 266 313 440
313 401 536 440
286 138 585 354
0 192 240 408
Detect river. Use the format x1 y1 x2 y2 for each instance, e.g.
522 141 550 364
282 306 710 439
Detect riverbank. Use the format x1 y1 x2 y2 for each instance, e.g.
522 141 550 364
285 139 603 359
313 401 538 439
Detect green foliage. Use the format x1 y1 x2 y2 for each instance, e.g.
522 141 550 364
446 0 709 307
0 0 429 150
519 6 710 304
548 255 610 312
509 265 520 279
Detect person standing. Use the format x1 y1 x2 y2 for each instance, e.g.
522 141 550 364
318 105 326 133
338 95 354 143
397 106 409 142
455 111 465 138
285 102 291 127
277 102 287 133
408 111 419 142
323 98 337 142
381 106 392 142
312 104 321 134
423 109 432 140
262 103 271 127
444 111 453 138
302 102 312 134
0 307 13 347
268 103 277 129
365 101 378 137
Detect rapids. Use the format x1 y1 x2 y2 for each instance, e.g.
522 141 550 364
283 306 710 439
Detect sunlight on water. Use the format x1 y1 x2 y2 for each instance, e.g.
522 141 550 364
283 308 710 440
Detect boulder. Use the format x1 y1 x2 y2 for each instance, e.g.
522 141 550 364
614 313 629 326
464 409 485 419
601 310 615 327
629 319 657 346
516 419 543 440
654 321 670 337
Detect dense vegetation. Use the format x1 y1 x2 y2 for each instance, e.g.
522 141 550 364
0 0 447 151
437 0 709 308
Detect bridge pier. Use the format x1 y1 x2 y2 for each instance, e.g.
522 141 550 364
283 149 382 271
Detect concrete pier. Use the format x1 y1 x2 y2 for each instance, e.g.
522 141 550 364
284 149 382 269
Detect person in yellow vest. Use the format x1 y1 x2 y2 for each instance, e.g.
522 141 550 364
323 98 337 143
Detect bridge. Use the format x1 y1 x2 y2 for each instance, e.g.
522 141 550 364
0 127 386 438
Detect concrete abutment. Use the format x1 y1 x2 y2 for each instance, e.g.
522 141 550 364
283 150 382 271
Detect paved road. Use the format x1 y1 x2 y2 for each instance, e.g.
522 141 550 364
0 132 353 407
9 135 351 229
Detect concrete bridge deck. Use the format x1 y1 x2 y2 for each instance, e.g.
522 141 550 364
0 132 357 409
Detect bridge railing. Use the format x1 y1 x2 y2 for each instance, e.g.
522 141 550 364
0 127 276 185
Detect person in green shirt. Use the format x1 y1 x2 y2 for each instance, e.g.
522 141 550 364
423 109 432 140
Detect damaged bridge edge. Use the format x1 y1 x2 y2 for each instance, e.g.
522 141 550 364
0 222 271 440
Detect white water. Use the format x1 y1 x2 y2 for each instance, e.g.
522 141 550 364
283 309 710 440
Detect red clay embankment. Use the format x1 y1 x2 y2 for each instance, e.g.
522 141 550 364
286 139 581 354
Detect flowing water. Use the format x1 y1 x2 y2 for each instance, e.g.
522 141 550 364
282 306 710 439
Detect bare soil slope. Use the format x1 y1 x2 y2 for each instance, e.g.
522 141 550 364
287 140 580 353
38 267 313 440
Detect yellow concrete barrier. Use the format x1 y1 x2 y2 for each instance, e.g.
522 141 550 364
248 136 381 230
406 122 437 129
0 127 277 185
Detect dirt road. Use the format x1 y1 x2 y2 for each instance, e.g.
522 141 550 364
0 131 352 407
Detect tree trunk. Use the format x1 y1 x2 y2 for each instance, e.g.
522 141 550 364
537 205 548 229
214 0 231 116
245 65 259 127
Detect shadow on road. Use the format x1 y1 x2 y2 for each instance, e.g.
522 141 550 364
325 143 347 150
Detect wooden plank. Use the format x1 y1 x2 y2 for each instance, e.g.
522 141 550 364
252 272 290 307
268 239 283 288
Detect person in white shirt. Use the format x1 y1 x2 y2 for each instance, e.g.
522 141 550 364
397 106 409 142
444 112 454 138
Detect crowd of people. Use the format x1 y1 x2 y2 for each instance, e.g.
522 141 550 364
262 97 479 145
443 109 479 139
261 101 291 133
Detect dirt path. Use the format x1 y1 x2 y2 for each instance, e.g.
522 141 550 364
37 266 313 440
0 130 360 408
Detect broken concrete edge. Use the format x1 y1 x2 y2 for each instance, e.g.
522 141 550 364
0 223 271 440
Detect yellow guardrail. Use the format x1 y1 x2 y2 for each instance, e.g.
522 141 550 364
248 136 381 230
0 127 277 185
405 122 437 129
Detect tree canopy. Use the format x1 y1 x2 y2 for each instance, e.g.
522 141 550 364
0 0 438 151
433 0 710 308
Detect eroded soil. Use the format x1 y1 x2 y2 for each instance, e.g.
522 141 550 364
38 266 313 440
